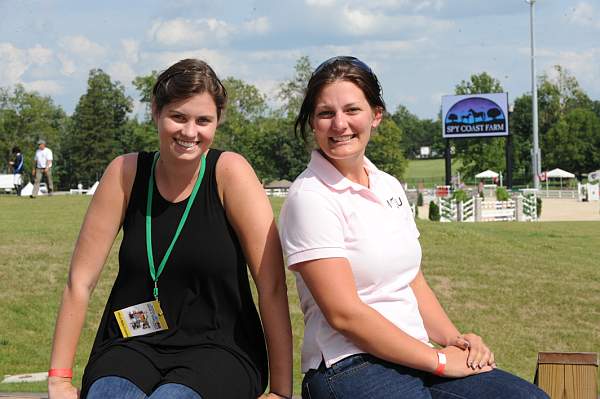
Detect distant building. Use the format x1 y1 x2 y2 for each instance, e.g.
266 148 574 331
264 179 292 197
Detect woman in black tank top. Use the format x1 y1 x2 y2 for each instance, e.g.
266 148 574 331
48 59 293 399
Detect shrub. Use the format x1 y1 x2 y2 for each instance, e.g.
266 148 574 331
496 187 509 201
417 192 424 206
428 201 440 221
452 189 469 203
536 197 542 218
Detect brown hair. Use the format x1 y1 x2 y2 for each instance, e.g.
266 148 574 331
152 58 227 121
294 56 386 142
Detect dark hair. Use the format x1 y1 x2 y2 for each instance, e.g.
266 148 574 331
152 59 227 121
294 56 386 142
12 146 21 154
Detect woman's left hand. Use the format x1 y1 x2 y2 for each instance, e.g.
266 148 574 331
455 333 496 370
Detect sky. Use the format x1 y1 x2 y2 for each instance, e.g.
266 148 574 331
1 0 599 119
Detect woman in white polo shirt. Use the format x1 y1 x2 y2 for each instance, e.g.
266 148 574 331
278 56 548 399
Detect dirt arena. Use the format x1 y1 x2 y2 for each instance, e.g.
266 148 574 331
417 198 600 222
539 198 600 221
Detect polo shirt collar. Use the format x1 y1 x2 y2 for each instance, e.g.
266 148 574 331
308 150 380 192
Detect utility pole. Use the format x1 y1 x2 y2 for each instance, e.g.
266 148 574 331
527 0 541 189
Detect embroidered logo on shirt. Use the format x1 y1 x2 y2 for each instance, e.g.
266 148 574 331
386 196 403 208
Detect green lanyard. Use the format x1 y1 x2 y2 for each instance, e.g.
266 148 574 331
146 152 206 301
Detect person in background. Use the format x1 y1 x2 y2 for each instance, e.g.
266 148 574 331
279 55 548 399
31 139 53 197
9 146 24 195
48 58 292 399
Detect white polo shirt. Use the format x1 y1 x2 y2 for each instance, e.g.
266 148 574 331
279 150 429 372
34 147 53 168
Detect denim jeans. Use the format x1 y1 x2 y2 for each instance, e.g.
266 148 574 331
87 376 202 399
302 354 549 399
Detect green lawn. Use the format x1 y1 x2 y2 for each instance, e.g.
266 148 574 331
404 158 462 187
0 195 598 395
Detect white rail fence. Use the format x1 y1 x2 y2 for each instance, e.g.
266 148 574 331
437 195 537 222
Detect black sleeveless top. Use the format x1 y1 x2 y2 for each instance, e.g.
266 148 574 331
81 150 268 398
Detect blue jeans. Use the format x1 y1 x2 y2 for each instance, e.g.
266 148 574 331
87 376 202 399
302 354 549 399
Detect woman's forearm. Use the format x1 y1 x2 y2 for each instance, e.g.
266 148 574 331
258 282 293 397
329 301 439 373
49 283 92 370
411 271 460 346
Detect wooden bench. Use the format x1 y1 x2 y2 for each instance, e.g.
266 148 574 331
534 352 598 399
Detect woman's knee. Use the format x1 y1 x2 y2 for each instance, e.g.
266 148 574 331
149 383 202 399
87 376 147 399
429 369 549 399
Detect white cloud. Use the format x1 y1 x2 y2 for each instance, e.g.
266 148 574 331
313 0 445 12
343 6 377 34
305 0 336 7
0 42 55 85
249 78 280 96
569 2 600 29
121 39 140 64
27 45 53 65
0 43 29 83
131 99 147 118
339 5 452 36
143 49 232 77
107 62 136 85
148 18 234 47
59 35 107 59
549 48 600 91
23 80 63 95
57 53 76 76
243 17 270 34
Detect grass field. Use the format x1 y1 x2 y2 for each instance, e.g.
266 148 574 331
404 158 462 187
1 195 599 395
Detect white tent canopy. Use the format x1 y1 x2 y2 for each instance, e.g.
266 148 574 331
546 168 575 178
475 169 499 179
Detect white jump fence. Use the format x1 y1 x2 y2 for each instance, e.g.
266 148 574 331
439 197 457 223
437 195 537 222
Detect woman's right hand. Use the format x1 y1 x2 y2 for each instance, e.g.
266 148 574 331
48 377 79 399
439 346 493 378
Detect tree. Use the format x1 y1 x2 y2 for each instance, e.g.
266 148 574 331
132 71 158 120
508 93 534 183
544 108 600 176
124 72 161 154
455 72 503 96
392 105 444 159
366 117 407 180
120 118 158 154
278 56 312 118
214 77 268 152
251 116 310 182
452 73 506 179
0 85 66 181
60 69 132 187
510 65 595 183
536 65 591 136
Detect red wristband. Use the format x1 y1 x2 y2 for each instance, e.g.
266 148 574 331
434 351 446 376
48 368 73 378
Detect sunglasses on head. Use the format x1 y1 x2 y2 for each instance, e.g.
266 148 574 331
313 56 374 76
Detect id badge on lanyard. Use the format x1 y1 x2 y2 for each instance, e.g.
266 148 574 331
114 152 206 338
114 300 168 338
